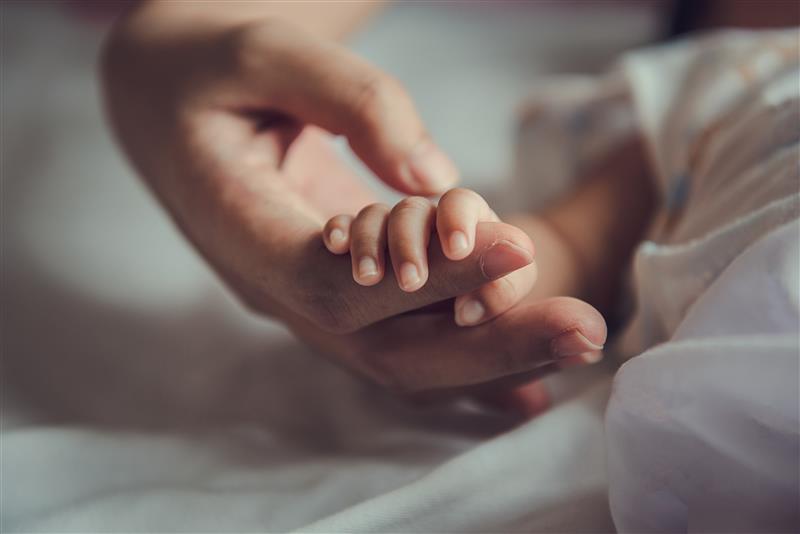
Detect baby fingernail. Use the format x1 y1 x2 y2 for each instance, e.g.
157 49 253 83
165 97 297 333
449 231 469 257
406 141 458 192
358 257 379 279
551 329 604 360
399 262 421 291
329 228 346 245
581 350 604 363
480 240 534 279
456 299 485 326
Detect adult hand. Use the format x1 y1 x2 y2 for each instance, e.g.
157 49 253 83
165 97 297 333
288 293 606 397
103 6 530 328
102 4 607 396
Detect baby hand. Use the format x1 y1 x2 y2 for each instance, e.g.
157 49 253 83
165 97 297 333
322 188 538 326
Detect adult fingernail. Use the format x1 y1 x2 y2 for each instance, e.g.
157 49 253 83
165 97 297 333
551 329 604 360
406 140 458 192
480 240 534 279
399 262 421 291
455 298 485 326
449 231 469 257
358 257 379 279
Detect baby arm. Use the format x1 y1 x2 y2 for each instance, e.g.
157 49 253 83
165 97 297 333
510 135 656 315
475 136 655 415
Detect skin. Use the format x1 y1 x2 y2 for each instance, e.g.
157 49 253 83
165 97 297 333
323 189 538 327
317 135 654 412
103 1 654 413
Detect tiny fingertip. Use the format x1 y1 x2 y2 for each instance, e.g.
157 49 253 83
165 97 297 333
355 257 381 286
327 227 348 253
329 227 346 244
448 230 470 259
398 262 423 292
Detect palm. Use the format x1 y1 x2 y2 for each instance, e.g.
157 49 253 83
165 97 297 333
280 127 378 219
193 111 377 226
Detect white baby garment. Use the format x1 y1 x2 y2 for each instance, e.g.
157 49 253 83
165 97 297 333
606 30 800 532
514 28 799 532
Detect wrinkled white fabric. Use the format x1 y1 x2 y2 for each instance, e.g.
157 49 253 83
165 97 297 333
607 222 800 532
607 30 800 531
514 28 800 532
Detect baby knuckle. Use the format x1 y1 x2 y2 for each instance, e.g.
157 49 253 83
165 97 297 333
438 188 470 211
357 202 391 219
388 235 417 254
348 231 374 251
392 196 431 215
451 187 481 203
